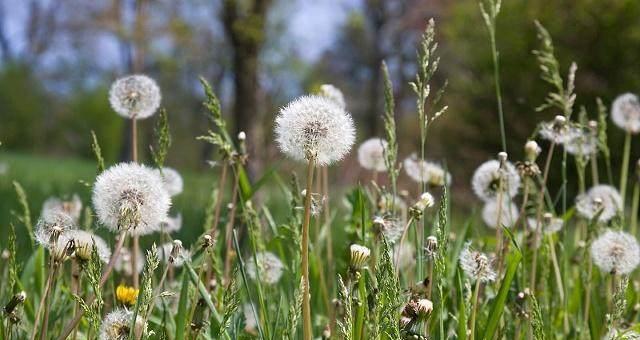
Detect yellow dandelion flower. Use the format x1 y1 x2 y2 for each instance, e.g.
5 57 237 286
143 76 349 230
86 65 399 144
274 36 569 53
116 284 139 306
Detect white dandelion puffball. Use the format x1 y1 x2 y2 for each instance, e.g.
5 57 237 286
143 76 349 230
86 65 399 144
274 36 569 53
319 84 346 109
34 210 76 247
373 215 404 244
539 116 571 144
471 160 520 201
41 194 82 223
109 74 161 120
275 95 355 166
604 328 640 340
565 126 597 157
93 163 171 236
246 251 284 285
243 303 258 333
156 167 183 196
159 213 182 233
99 308 147 340
575 185 622 222
591 229 640 275
459 243 497 282
357 138 388 172
481 200 519 229
404 155 451 186
68 230 111 263
158 242 190 267
114 247 144 275
611 93 640 133
527 216 563 235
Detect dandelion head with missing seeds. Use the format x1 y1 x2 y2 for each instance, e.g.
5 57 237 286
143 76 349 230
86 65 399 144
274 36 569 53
539 115 571 144
575 185 622 222
404 154 451 186
611 93 640 134
41 194 82 223
471 159 520 201
109 74 161 120
67 230 111 263
459 243 497 282
565 125 597 157
92 162 171 236
275 95 355 166
319 84 346 109
591 229 640 275
98 308 147 340
35 210 76 247
245 251 284 285
357 138 388 172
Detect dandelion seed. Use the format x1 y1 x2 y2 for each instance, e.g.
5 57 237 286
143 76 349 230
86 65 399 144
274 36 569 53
527 213 563 234
349 244 371 270
158 241 189 267
41 194 82 223
115 284 139 306
575 185 622 222
459 243 497 282
372 215 404 244
471 159 520 202
611 93 640 133
98 308 147 340
299 190 326 216
482 200 519 229
539 115 571 144
34 210 76 247
591 229 640 275
357 138 388 172
109 75 161 120
67 230 111 263
93 163 171 236
156 167 183 197
565 126 597 157
159 213 182 233
403 154 451 186
275 95 355 166
319 84 346 109
245 251 284 285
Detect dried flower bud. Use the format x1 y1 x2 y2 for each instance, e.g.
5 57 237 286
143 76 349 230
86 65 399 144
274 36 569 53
524 140 541 161
170 240 183 263
416 299 433 317
425 236 438 258
349 244 371 270
3 291 26 315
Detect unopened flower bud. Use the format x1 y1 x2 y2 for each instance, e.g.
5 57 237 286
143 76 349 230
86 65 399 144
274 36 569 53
524 140 541 161
554 115 566 126
349 244 371 270
238 131 246 141
425 236 438 258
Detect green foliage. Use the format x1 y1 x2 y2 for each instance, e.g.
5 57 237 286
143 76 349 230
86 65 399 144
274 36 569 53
90 130 105 174
381 61 400 203
150 108 172 169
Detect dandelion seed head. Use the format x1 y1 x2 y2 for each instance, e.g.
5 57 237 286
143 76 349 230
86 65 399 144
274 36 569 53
109 75 161 120
357 138 388 172
41 194 82 223
67 230 111 263
527 214 563 234
471 160 520 201
35 210 76 247
99 308 147 340
539 115 571 144
319 84 346 109
158 241 190 267
459 243 497 282
93 163 171 236
576 185 622 222
481 200 519 229
372 215 404 243
603 328 640 340
114 247 144 276
591 229 640 275
156 167 183 197
275 95 355 166
245 251 284 285
159 213 182 233
565 126 597 157
403 154 451 186
611 93 640 133
243 303 258 333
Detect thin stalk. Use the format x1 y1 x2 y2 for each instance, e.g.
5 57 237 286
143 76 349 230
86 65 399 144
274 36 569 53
530 142 556 290
211 162 229 236
495 180 505 274
469 279 482 340
71 261 82 340
32 262 58 340
620 131 632 212
223 178 239 284
322 167 334 300
301 159 316 340
131 117 140 288
583 256 593 330
590 153 599 186
395 216 415 272
139 261 172 340
489 21 507 153
631 181 640 236
546 235 565 303
353 271 366 340
57 231 128 340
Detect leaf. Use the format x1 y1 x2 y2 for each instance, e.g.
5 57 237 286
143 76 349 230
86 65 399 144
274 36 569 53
481 248 522 339
456 268 467 340
174 273 190 340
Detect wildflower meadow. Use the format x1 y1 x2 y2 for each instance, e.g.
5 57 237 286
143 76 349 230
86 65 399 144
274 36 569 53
3 1 640 340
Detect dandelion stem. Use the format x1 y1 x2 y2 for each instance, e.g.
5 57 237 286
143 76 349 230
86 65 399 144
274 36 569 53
353 271 366 340
32 262 58 340
57 231 128 340
223 176 239 284
131 117 140 289
395 216 415 272
620 131 632 212
591 153 599 186
469 279 482 340
631 181 640 236
301 158 316 340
